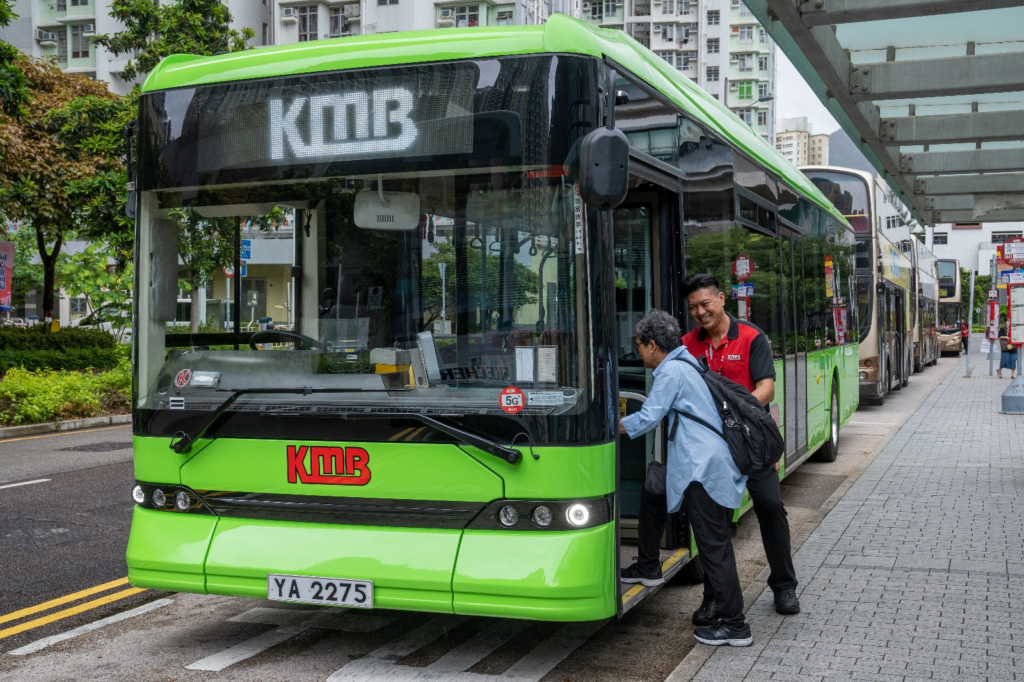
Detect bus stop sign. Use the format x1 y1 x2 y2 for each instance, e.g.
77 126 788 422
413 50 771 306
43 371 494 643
1003 238 1024 267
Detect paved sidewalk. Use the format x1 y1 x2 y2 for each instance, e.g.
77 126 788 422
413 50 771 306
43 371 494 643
690 350 1024 682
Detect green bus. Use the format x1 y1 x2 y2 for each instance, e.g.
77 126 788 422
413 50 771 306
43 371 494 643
127 15 858 622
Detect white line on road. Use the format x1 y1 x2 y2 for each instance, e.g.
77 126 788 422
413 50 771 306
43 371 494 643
6 598 174 656
187 606 395 672
426 619 530 673
0 479 50 491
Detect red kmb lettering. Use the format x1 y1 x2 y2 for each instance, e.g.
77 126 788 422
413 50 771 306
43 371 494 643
287 445 310 484
286 445 371 486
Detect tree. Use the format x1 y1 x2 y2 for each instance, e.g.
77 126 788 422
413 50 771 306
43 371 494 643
60 241 133 340
0 59 118 324
94 0 254 83
0 0 29 116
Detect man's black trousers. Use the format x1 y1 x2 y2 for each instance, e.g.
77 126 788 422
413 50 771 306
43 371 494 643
637 481 745 628
636 466 797 597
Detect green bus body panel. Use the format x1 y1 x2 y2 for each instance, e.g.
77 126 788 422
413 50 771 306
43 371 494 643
204 518 460 614
127 507 216 594
453 525 615 621
134 435 190 484
139 15 849 228
462 443 616 500
175 438 504 501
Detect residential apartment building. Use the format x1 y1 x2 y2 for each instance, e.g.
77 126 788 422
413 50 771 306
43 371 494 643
580 0 775 143
775 116 828 166
927 222 1024 277
0 0 273 95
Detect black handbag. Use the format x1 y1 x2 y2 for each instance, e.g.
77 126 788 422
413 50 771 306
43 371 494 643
644 459 666 496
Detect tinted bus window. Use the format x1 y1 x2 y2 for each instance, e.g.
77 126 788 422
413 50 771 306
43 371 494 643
804 171 870 234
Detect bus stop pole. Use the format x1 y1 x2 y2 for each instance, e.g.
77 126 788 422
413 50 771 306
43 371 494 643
966 270 975 376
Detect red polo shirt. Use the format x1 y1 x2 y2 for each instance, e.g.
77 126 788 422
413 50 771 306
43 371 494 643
682 315 776 391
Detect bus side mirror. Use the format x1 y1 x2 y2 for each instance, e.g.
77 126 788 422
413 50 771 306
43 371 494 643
150 219 178 322
578 127 629 210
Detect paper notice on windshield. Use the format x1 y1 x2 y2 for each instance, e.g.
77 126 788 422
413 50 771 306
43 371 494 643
536 346 557 383
573 185 585 255
529 391 564 406
516 347 535 383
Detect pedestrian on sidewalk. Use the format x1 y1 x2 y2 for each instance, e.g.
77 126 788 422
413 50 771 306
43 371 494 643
998 319 1016 379
619 309 753 648
680 273 800 621
962 320 970 354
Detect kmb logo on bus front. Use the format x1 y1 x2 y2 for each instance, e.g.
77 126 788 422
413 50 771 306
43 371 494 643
287 445 371 485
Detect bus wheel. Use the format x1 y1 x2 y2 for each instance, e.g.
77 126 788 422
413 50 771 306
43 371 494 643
678 554 705 584
815 384 840 463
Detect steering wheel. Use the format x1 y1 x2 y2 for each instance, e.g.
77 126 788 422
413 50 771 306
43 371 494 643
249 330 326 351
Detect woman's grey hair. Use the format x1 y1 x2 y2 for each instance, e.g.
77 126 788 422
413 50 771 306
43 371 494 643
634 309 681 353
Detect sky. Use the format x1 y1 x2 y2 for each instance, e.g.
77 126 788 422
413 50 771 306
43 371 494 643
775 51 840 136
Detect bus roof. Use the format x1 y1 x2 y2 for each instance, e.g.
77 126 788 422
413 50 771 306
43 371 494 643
140 15 851 228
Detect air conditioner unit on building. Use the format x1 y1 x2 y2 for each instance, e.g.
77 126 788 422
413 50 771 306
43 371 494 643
343 4 360 18
36 30 57 44
281 6 297 23
82 23 95 36
582 1 590 9
729 82 738 90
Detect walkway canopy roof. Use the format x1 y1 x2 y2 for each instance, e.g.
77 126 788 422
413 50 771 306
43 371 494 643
750 0 1024 225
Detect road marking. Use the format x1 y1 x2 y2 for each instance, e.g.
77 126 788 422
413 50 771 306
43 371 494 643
6 598 173 656
186 606 395 672
327 615 603 681
0 424 129 444
0 479 50 491
0 587 145 640
0 578 130 627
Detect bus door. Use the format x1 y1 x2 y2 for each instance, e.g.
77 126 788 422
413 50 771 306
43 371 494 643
782 229 807 463
892 285 907 388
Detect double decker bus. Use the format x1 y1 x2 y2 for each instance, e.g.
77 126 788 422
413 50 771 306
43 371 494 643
802 167 914 405
915 243 940 371
937 259 963 354
127 16 858 622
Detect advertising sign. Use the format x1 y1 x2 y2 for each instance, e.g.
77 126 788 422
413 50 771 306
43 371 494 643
0 241 14 311
988 300 999 340
733 254 751 282
1003 237 1024 266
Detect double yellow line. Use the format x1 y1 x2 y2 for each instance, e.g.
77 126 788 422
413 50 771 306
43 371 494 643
0 578 145 640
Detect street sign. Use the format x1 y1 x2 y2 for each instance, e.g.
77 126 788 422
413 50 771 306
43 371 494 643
733 254 751 282
1002 272 1024 285
240 239 252 260
240 261 247 277
0 241 14 312
1003 237 1024 266
223 265 234 278
988 289 999 301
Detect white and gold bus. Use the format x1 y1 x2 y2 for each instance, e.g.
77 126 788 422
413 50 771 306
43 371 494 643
937 259 963 354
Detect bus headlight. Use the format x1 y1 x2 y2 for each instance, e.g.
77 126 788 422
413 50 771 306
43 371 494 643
566 504 590 527
175 491 191 512
498 505 519 527
151 488 166 509
532 505 552 527
132 485 146 505
859 371 868 381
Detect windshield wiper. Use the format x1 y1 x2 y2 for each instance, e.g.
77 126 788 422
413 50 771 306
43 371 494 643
169 387 375 454
344 412 522 465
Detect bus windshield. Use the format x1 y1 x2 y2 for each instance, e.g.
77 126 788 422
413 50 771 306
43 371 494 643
804 171 870 234
936 261 958 281
134 56 603 442
939 302 961 329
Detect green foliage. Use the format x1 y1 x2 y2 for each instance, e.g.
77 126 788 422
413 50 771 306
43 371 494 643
94 0 254 83
0 0 29 117
0 348 122 374
61 242 133 339
0 353 130 425
960 267 991 327
0 325 117 351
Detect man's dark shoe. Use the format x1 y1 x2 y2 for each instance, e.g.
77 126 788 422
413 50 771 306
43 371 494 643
620 562 664 587
774 588 800 614
691 597 719 626
693 622 753 647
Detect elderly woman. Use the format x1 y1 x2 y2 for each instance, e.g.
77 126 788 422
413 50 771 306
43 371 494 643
618 309 752 648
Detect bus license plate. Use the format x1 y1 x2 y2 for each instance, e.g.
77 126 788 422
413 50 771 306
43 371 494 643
267 574 373 608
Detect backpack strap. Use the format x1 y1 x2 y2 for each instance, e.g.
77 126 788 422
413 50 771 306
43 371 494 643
670 409 725 441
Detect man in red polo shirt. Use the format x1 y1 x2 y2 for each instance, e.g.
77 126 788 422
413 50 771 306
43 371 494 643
681 273 799 622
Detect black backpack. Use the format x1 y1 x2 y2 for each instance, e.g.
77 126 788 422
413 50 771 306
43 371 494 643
667 356 785 475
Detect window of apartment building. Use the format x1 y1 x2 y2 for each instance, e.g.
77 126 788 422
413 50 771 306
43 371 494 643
57 29 67 62
952 222 981 229
662 0 675 14
656 50 673 64
70 24 89 58
707 10 719 25
377 0 399 5
455 5 480 27
70 297 87 315
605 0 619 16
737 109 752 124
262 23 268 45
656 23 674 40
737 82 752 99
737 54 753 71
759 28 767 43
759 55 768 71
734 25 753 42
496 10 512 24
681 0 691 13
731 0 739 5
591 3 603 19
933 233 948 245
297 6 318 41
56 0 66 11
993 232 1023 244
707 37 719 53
740 3 753 15
706 66 719 81
757 110 767 126
330 8 346 35
71 0 88 6
633 0 651 16
758 82 768 98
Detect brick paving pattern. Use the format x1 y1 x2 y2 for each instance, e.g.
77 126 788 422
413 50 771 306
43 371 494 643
693 349 1024 681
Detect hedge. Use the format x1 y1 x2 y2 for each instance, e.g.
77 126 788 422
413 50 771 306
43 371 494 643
0 360 131 426
0 348 122 374
0 326 117 351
